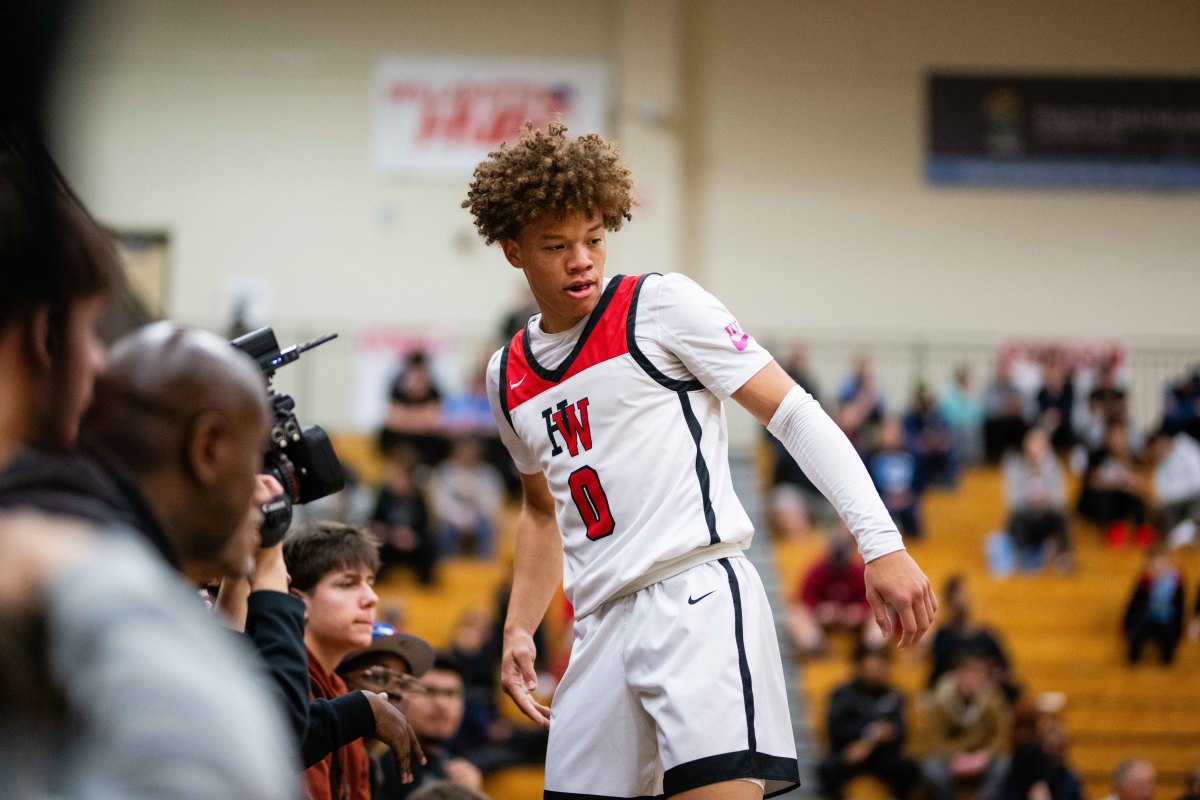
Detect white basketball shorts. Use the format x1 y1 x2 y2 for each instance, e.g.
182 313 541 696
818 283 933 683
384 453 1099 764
543 555 800 798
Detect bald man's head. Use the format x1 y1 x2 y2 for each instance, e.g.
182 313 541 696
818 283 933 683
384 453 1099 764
84 323 270 575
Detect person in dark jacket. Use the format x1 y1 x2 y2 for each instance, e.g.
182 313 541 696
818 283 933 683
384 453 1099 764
927 574 1017 702
816 643 920 800
1123 546 1186 665
1004 713 1083 800
371 448 437 585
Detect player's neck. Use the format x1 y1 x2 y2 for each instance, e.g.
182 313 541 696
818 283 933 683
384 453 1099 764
536 310 589 335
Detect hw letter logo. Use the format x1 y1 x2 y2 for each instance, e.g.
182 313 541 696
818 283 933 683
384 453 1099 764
541 397 593 457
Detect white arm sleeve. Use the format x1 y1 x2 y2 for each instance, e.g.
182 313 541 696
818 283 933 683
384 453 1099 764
767 385 906 563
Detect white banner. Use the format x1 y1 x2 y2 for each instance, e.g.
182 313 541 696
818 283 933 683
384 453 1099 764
373 58 610 178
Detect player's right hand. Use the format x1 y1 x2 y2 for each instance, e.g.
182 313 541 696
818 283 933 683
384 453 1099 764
501 627 551 728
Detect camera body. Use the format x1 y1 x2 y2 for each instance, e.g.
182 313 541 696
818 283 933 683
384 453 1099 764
232 326 345 546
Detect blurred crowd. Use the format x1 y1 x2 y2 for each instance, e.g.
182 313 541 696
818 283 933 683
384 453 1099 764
767 346 1200 800
769 346 1200 569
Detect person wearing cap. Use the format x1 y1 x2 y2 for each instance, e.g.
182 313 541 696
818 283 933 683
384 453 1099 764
380 651 485 799
339 625 437 796
340 624 438 687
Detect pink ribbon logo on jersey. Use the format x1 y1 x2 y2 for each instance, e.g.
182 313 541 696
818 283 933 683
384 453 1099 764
724 320 750 352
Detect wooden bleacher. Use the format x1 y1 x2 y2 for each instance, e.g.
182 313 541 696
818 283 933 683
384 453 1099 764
777 467 1200 800
337 432 1200 799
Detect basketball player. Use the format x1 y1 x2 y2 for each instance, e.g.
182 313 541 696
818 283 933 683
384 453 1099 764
463 122 936 799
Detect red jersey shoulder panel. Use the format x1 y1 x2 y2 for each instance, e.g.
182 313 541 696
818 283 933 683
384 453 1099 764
503 275 639 410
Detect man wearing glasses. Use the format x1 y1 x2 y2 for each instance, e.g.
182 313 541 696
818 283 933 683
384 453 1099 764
339 624 437 701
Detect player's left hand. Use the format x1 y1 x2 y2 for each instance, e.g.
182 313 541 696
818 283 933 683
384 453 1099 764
864 550 937 648
500 627 552 728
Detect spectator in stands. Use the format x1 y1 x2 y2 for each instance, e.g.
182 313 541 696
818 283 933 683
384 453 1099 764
923 651 1011 800
384 652 486 799
1004 713 1083 800
432 436 504 559
1078 358 1137 456
1036 358 1078 455
984 357 1032 464
788 524 884 657
904 384 957 489
441 358 497 439
927 575 1017 702
1003 427 1071 573
1077 420 1153 548
1164 368 1200 443
1098 760 1156 800
1038 721 1084 800
941 364 985 467
1122 546 1185 665
1176 766 1200 800
448 610 549 774
498 283 540 340
1146 427 1200 547
816 643 920 800
1171 767 1200 800
441 357 516 496
448 610 500 739
337 626 437 796
285 522 397 798
372 446 437 586
781 342 821 405
838 354 885 450
381 350 447 468
868 417 922 539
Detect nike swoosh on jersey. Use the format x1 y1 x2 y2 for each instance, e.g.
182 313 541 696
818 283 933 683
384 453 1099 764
687 590 716 605
732 333 750 352
510 375 527 389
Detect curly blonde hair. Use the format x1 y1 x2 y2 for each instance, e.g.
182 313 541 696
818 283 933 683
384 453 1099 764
462 120 635 244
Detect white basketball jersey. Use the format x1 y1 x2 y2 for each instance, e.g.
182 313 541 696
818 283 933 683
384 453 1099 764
487 273 773 618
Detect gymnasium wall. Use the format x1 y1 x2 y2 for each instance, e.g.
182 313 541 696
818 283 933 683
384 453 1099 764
686 0 1200 341
48 0 1200 435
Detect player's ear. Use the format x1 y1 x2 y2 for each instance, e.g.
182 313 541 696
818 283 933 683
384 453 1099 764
500 238 523 270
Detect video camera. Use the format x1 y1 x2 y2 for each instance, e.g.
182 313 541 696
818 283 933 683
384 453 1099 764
232 326 346 546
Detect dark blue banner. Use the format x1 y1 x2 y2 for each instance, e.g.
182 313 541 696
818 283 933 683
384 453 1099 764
927 75 1200 189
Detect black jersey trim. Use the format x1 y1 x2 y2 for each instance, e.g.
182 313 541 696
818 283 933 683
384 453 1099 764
627 273 704 392
662 751 801 798
497 342 516 432
718 557 758 760
522 275 625 383
677 392 719 546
